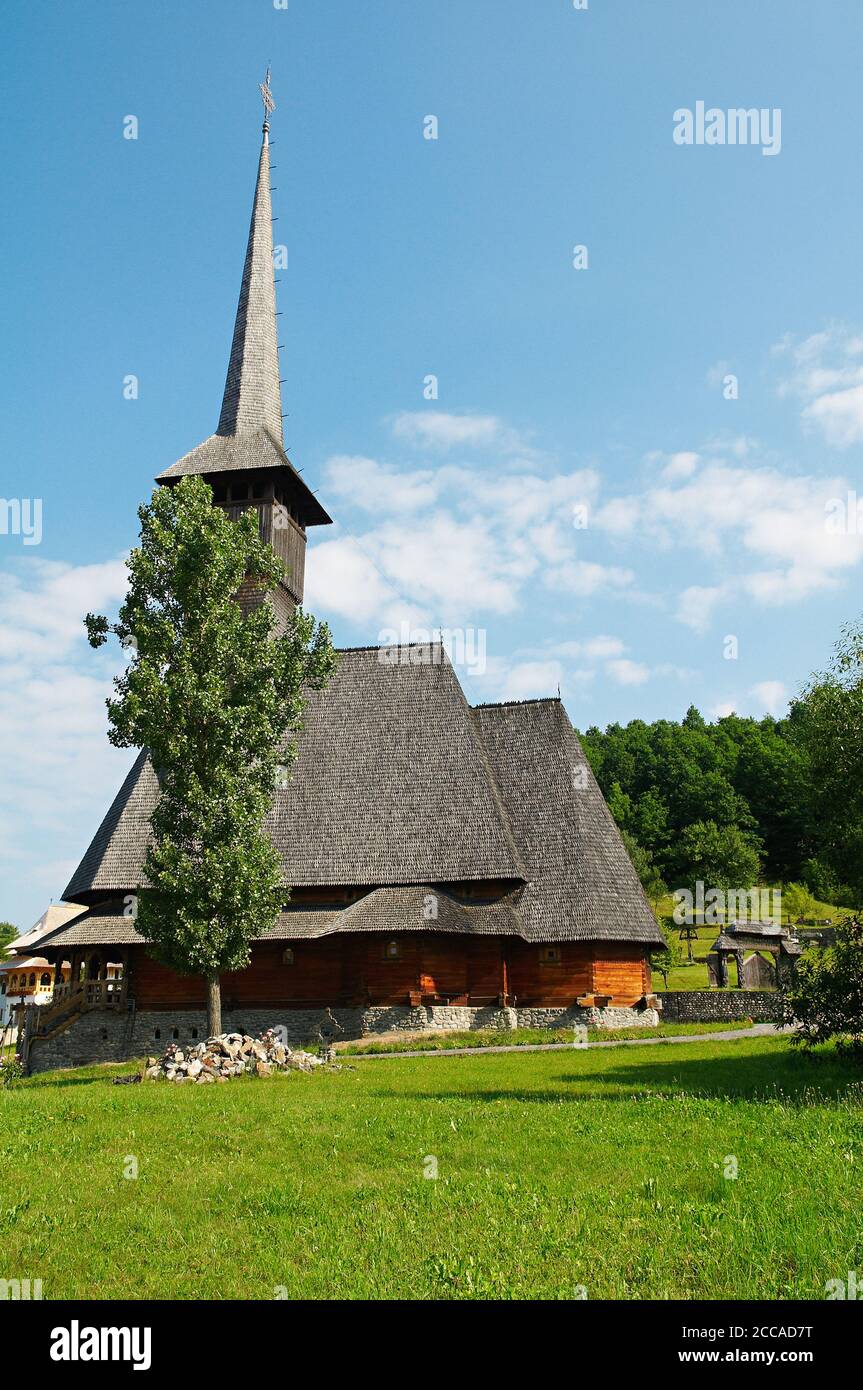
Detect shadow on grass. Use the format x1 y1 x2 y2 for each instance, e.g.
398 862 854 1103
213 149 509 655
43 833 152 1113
371 1047 862 1105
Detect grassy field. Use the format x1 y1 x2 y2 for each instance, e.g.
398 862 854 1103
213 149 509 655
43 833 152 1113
1 1035 861 1300
339 1019 756 1054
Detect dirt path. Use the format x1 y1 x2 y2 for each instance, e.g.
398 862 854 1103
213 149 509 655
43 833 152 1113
346 1023 788 1060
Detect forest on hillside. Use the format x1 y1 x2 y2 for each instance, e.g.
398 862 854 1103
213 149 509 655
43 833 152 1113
579 617 863 908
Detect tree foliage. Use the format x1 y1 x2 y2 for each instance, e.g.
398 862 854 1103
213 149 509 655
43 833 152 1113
651 927 683 989
792 617 863 900
582 616 863 908
779 916 863 1053
0 923 19 957
86 476 336 1033
580 706 803 891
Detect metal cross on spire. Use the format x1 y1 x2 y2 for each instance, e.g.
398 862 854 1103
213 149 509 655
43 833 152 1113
259 66 276 125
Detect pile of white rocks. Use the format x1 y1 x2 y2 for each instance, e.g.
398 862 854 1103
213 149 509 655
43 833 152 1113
144 1028 327 1083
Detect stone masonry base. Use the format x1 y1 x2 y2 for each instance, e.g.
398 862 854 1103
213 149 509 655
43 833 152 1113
25 1001 661 1074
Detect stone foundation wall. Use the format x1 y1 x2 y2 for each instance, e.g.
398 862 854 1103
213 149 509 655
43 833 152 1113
657 989 782 1024
25 1000 660 1073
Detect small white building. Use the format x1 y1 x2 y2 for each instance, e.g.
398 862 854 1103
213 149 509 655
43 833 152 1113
0 904 86 1041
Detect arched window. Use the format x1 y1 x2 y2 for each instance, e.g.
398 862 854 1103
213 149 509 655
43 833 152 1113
40 973 51 987
281 947 295 965
28 973 36 987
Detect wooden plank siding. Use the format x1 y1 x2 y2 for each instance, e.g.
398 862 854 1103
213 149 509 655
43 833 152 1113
129 934 651 1011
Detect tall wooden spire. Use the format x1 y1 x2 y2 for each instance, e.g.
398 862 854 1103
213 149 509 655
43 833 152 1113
156 69 332 620
217 71 283 441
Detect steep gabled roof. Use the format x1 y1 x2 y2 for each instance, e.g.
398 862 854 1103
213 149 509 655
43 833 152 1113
61 655 662 947
472 699 664 945
63 646 526 901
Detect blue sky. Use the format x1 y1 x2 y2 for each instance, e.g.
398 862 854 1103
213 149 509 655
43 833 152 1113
2 0 863 930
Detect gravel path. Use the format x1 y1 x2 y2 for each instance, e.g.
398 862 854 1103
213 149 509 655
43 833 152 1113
347 1023 787 1060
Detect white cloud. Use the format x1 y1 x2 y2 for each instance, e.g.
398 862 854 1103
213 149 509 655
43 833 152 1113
0 558 135 926
497 660 564 701
750 680 788 715
802 384 863 447
599 457 863 628
304 535 428 632
390 411 526 453
775 326 863 446
543 558 635 596
660 451 700 481
606 658 651 686
319 450 607 626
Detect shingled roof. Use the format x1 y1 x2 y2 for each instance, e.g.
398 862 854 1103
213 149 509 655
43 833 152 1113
39 887 524 951
473 699 664 945
61 646 662 947
64 646 526 900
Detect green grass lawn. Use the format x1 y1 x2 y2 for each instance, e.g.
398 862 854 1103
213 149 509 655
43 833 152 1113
340 1019 756 1054
2 1035 861 1300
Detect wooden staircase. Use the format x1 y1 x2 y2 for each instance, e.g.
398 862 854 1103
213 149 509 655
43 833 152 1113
31 979 128 1040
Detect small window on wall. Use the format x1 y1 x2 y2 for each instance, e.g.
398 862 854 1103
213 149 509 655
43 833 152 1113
383 940 401 961
539 946 562 965
40 973 51 987
282 948 295 966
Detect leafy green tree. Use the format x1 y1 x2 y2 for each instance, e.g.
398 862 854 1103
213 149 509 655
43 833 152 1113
651 928 683 990
782 882 816 924
86 476 336 1036
793 617 863 898
581 705 804 888
779 915 863 1052
671 819 761 892
0 923 19 958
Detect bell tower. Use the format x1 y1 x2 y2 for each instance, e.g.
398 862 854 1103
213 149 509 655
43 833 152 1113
155 69 331 627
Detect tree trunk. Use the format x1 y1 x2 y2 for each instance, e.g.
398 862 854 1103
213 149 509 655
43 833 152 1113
206 973 222 1038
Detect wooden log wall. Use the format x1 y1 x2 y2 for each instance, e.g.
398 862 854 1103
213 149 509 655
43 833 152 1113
130 934 651 1011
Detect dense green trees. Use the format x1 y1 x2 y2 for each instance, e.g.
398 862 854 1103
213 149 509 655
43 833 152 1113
580 641 860 904
791 618 863 902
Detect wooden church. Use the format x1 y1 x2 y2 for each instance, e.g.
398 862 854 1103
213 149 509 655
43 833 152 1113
25 81 663 1070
